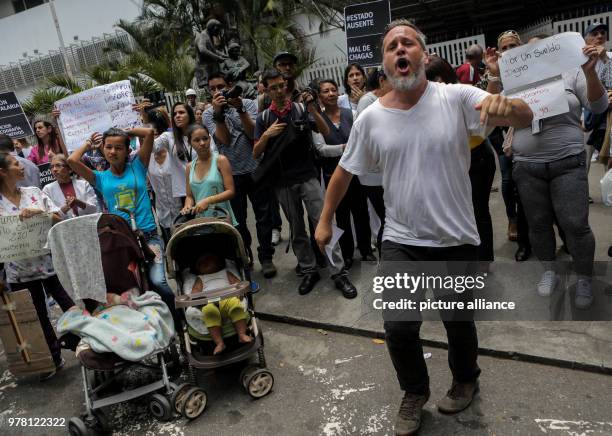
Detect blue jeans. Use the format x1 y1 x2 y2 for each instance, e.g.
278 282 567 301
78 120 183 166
143 231 175 314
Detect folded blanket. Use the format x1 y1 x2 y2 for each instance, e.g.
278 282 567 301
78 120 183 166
57 291 175 361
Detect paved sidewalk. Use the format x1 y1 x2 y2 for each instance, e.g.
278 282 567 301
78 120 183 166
248 162 612 372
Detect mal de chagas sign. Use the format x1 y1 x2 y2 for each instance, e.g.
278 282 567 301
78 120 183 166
344 0 391 67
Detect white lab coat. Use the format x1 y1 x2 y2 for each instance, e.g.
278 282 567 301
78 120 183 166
42 178 99 219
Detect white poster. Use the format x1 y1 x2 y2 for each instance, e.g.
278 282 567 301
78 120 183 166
0 214 53 262
55 80 142 152
500 32 588 91
506 76 569 121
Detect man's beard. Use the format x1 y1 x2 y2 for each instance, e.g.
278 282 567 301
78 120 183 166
384 60 424 92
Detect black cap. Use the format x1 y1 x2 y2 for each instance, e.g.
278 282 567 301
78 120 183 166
273 51 298 65
584 22 608 36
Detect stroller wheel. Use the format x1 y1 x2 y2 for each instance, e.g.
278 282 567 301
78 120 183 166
181 387 207 419
148 393 173 422
171 383 192 413
246 369 274 399
240 364 259 390
67 417 88 436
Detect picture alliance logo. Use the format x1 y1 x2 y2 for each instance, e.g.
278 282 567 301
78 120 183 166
372 273 487 294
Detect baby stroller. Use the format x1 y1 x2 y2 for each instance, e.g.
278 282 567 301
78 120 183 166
165 214 274 400
49 213 206 436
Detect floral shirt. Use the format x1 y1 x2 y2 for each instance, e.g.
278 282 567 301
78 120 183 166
0 187 60 283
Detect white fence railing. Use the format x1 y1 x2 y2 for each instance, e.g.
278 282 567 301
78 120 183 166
301 56 348 93
426 35 486 67
554 12 612 48
519 18 555 41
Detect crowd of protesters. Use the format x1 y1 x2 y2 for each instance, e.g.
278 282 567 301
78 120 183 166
0 16 610 435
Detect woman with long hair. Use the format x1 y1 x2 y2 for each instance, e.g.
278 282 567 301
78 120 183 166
338 63 367 111
153 102 204 205
67 126 176 317
315 78 374 266
181 124 236 224
0 152 75 380
28 114 67 165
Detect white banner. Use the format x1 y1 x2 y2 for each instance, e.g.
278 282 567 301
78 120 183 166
55 80 141 152
506 76 569 121
0 213 53 262
500 32 588 91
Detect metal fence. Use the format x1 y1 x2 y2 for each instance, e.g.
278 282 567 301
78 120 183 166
426 35 487 67
0 31 134 92
519 12 612 48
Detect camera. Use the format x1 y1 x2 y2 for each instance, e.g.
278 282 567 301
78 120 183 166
143 91 166 111
221 85 243 100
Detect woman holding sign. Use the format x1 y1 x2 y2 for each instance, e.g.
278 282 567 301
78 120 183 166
0 152 75 380
488 34 608 308
67 126 176 318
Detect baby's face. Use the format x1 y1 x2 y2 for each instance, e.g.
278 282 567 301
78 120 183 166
195 254 224 274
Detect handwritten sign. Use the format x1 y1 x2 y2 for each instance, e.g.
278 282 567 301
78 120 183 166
55 80 141 152
344 0 391 67
0 213 53 262
0 91 33 139
506 76 569 121
500 32 588 91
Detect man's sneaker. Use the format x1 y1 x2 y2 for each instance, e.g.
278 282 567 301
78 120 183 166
537 270 558 297
271 228 281 246
261 260 277 279
575 279 594 309
39 357 65 382
437 380 479 414
395 390 430 435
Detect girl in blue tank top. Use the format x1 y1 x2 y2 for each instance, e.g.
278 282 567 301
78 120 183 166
181 125 237 225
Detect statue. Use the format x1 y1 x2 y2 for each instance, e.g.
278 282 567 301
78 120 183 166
221 42 250 83
195 18 228 87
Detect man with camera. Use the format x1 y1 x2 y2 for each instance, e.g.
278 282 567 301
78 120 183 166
252 69 358 298
203 72 277 278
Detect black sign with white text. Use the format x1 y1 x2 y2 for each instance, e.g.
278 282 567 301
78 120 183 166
344 0 391 67
0 91 33 139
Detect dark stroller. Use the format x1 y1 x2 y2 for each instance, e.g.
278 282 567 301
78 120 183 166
165 216 274 400
49 213 206 436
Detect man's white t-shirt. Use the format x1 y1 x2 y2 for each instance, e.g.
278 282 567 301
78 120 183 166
339 81 489 248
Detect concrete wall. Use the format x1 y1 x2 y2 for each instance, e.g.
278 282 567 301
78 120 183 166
0 0 141 64
0 0 15 19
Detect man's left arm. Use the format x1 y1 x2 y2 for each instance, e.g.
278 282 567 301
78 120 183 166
463 85 532 129
236 98 256 139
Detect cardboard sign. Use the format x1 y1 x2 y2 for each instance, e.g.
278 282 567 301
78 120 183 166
38 163 55 187
0 91 34 139
55 80 141 152
500 32 589 120
0 213 53 262
344 0 391 67
506 76 570 121
500 32 588 91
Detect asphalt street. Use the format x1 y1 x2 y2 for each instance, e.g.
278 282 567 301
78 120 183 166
0 320 611 436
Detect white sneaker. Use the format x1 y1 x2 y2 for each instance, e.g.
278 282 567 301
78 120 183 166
271 229 281 246
591 150 599 162
537 270 558 297
575 279 593 309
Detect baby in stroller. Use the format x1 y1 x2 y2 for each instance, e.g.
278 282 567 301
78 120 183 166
182 253 252 354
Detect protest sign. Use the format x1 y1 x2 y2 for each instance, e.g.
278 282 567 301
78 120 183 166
506 76 569 121
55 80 141 152
500 32 588 120
500 32 588 91
0 91 34 139
38 163 54 187
344 0 390 67
0 213 53 262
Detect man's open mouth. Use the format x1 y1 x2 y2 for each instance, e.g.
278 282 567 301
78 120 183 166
396 58 410 74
